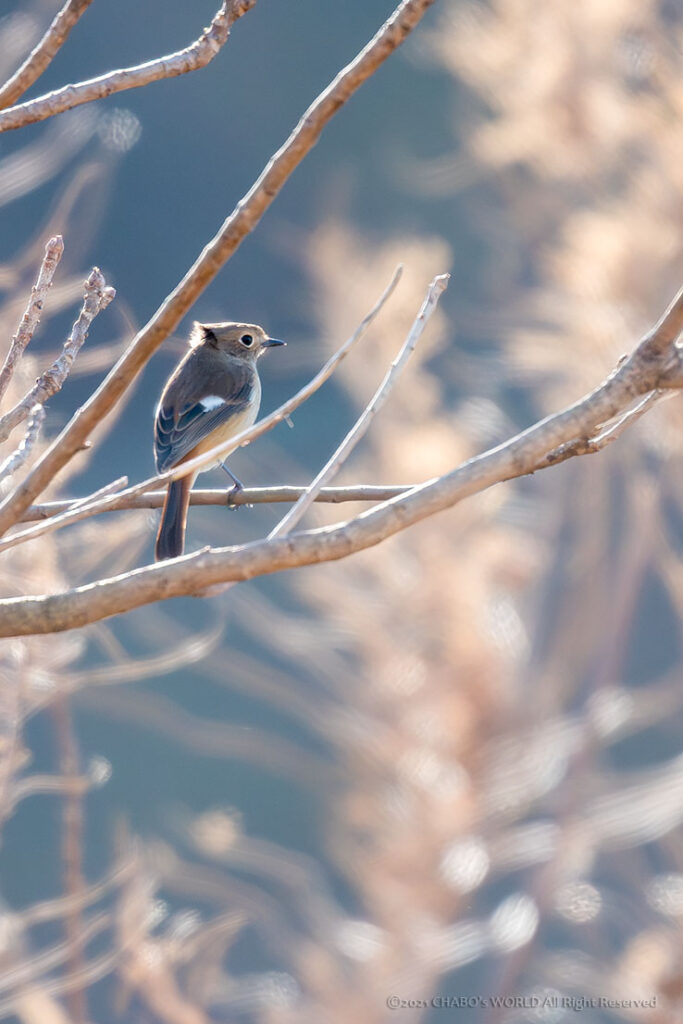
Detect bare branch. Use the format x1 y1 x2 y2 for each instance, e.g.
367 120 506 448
2 277 682 637
641 283 683 356
537 391 666 469
19 857 135 927
0 269 114 444
84 688 333 787
270 273 449 539
21 485 415 522
0 0 436 537
12 772 90 804
0 404 45 483
67 475 129 510
66 623 223 688
0 941 122 1020
0 0 94 111
0 267 402 553
49 695 88 1023
0 235 64 405
0 0 256 133
0 912 108 994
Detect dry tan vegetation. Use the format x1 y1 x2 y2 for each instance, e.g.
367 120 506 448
1 0 683 1021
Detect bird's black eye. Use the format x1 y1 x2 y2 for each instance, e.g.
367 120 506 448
240 334 253 347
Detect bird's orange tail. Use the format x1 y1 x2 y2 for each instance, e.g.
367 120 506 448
155 475 193 561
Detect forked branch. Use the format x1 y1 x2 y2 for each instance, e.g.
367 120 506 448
0 266 402 554
0 0 437 538
0 0 256 132
2 278 683 636
0 0 94 111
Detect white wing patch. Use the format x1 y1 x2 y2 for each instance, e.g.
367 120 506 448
199 395 225 411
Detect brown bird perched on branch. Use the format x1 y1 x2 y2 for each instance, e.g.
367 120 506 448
154 321 285 561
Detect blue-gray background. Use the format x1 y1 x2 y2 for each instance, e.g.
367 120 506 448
3 1 681 1021
1 0 462 991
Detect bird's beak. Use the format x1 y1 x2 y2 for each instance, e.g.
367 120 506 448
263 337 286 348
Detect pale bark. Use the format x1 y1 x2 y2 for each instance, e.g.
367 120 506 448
2 280 682 637
0 0 437 538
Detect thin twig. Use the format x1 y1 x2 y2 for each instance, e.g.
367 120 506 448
0 936 126 1020
20 485 415 521
0 912 108 994
0 269 115 443
66 623 223 689
0 1 94 111
19 856 135 927
0 404 45 483
0 267 402 553
537 391 665 469
67 475 129 510
0 0 256 132
83 688 333 788
12 772 90 802
0 0 436 538
0 235 64 404
270 273 449 539
2 276 683 636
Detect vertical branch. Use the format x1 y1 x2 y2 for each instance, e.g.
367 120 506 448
50 694 88 1024
0 404 45 483
0 235 64 406
0 267 115 443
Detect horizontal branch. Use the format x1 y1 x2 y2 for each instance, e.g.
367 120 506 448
3 280 683 630
0 0 255 132
0 266 401 554
21 485 415 521
3 280 683 636
0 0 94 111
0 0 436 538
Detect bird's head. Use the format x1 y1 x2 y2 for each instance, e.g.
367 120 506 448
190 321 285 360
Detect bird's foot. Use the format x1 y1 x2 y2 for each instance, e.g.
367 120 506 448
226 480 244 510
222 462 251 509
225 481 253 510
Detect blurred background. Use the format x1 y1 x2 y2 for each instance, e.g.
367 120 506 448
1 0 683 1021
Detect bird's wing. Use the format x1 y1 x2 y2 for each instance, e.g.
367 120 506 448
154 360 255 472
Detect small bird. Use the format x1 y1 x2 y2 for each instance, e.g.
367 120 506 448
154 321 285 561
